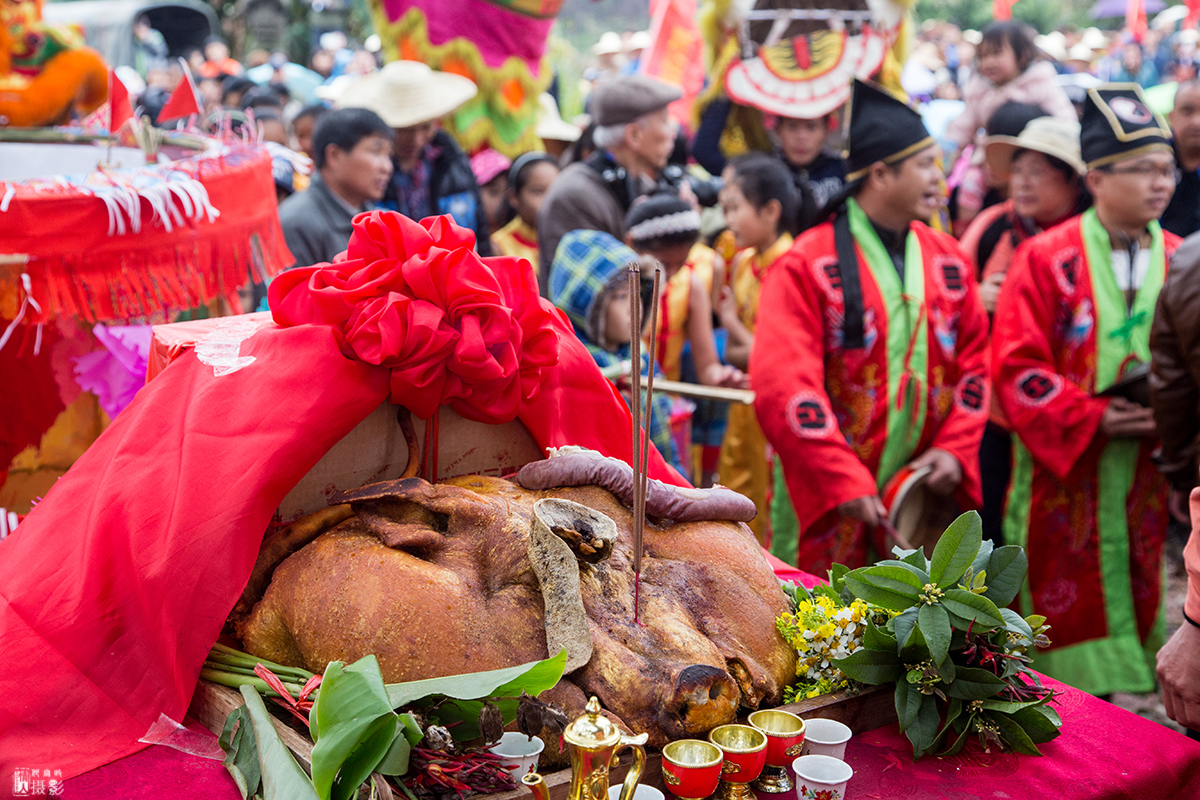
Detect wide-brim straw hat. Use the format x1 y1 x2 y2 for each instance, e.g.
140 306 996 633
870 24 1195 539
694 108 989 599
593 31 624 55
985 116 1086 183
536 93 582 142
336 60 477 129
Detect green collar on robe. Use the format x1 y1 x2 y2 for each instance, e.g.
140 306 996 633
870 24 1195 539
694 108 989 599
845 198 929 489
1080 207 1165 390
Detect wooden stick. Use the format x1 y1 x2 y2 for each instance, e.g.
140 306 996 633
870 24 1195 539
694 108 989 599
628 264 643 625
637 267 662 585
647 379 755 405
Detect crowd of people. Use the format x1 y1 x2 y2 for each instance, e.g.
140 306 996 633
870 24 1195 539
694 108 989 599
123 16 1200 729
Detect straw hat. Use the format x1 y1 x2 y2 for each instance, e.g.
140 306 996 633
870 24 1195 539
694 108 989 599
1082 27 1109 50
536 93 582 143
593 31 624 55
336 60 477 129
627 30 652 52
985 116 1085 183
1066 43 1094 63
1036 33 1068 62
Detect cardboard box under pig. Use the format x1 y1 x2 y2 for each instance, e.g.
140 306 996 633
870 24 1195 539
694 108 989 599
154 314 895 794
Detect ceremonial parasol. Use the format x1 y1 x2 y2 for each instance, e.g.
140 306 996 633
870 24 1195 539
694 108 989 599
1090 0 1164 17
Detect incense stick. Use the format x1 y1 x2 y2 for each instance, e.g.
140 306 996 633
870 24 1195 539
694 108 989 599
628 264 643 625
637 266 661 582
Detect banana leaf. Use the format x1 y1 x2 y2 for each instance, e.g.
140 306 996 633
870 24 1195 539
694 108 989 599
385 649 567 740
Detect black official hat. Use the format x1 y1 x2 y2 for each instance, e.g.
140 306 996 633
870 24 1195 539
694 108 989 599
844 79 935 182
592 75 682 126
1080 83 1172 170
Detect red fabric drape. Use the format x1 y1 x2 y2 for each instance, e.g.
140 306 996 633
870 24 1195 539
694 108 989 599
0 212 685 779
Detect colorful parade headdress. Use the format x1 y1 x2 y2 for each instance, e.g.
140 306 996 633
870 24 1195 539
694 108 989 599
720 0 905 120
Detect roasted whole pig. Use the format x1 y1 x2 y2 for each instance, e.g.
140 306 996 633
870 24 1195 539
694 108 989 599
239 461 795 747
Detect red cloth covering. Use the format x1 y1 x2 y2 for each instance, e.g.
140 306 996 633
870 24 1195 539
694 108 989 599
62 678 1200 798
0 212 684 780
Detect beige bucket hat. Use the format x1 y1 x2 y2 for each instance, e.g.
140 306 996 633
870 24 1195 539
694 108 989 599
985 116 1086 183
336 60 477 129
536 93 582 143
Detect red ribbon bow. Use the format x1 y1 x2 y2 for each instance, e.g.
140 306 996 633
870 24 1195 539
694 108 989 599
269 211 560 423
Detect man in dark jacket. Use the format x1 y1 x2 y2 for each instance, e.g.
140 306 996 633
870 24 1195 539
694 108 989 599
1150 230 1200 737
337 60 491 253
278 108 393 268
1162 80 1200 238
536 74 681 293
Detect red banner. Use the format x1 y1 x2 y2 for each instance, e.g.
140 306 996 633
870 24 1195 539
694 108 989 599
1127 0 1147 42
640 0 706 131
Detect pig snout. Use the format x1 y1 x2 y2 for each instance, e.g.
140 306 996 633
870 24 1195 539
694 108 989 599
657 664 740 740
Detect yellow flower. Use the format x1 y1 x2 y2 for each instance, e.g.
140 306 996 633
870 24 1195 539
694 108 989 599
817 622 837 640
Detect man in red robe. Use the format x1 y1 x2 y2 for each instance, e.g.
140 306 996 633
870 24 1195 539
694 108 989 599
993 85 1180 695
753 80 990 572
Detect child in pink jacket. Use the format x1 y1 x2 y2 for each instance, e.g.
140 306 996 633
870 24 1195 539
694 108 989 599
947 21 1075 233
947 21 1076 151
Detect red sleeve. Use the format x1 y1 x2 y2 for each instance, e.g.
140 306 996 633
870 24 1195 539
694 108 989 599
929 243 990 507
751 246 877 529
992 238 1107 480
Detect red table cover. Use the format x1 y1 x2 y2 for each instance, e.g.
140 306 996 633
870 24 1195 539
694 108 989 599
58 678 1200 799
0 213 684 782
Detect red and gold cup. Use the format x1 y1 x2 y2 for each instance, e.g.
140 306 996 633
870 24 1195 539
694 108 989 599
707 724 767 800
662 739 724 800
748 710 806 793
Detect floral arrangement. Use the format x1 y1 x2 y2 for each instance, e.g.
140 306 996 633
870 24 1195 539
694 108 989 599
778 512 1058 759
777 590 884 702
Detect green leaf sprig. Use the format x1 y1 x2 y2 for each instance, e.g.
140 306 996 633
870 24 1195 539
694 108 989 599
831 511 1058 759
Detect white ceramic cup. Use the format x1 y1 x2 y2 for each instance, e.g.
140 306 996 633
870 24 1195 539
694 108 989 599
800 718 852 760
608 783 665 800
791 754 853 800
489 732 545 782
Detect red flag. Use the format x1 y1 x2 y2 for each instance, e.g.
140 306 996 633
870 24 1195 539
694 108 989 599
156 59 202 124
1127 0 1147 42
993 0 1016 20
109 69 134 133
640 0 706 130
1187 0 1200 29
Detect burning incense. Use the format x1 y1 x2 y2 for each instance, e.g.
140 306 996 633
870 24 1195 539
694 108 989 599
628 264 643 624
629 265 663 626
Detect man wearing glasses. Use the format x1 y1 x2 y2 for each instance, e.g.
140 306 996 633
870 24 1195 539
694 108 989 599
992 84 1180 697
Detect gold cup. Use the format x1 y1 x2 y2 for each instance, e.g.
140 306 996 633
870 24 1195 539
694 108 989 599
707 724 767 800
747 710 807 793
662 739 725 800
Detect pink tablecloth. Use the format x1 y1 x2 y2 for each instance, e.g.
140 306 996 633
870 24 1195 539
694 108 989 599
56 678 1200 799
834 677 1200 799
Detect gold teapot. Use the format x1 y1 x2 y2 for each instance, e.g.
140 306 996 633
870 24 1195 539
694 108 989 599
523 696 648 800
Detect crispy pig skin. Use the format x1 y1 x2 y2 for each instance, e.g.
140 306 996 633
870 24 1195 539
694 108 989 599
240 475 795 746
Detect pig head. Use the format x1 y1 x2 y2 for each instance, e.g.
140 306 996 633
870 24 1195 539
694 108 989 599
239 474 796 747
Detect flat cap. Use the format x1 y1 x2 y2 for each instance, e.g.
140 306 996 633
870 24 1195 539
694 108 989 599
592 75 681 126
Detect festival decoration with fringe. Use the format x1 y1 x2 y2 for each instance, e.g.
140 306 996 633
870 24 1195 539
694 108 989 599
0 144 291 325
367 2 555 157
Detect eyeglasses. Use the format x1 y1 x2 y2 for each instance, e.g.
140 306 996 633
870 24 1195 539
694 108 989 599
1101 163 1181 182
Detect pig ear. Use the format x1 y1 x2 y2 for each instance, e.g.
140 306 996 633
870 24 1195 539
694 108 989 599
332 477 497 536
